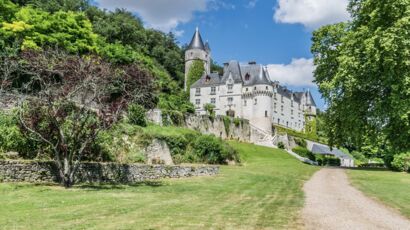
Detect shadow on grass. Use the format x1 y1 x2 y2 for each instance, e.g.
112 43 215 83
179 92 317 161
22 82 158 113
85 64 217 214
346 167 390 172
75 181 165 190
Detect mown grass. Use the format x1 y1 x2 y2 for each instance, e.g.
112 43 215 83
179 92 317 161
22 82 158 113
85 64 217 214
347 169 410 218
0 142 318 229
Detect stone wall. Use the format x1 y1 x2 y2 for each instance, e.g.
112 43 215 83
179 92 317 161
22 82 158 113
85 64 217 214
185 115 251 141
0 160 219 184
146 110 252 142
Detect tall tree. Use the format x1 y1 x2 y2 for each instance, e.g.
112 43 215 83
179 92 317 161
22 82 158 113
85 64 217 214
312 0 410 162
187 60 205 90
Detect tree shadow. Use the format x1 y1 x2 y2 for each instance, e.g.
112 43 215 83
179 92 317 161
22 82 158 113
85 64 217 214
346 167 390 172
74 180 165 190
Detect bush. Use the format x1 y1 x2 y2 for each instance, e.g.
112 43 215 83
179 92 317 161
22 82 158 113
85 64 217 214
0 112 40 159
128 104 147 127
391 152 410 172
277 142 285 149
315 155 341 166
292 146 315 161
191 135 239 164
294 138 307 148
96 123 148 163
233 118 242 127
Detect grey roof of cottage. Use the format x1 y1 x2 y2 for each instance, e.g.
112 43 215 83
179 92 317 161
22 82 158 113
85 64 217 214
240 64 271 86
191 72 221 88
188 27 205 50
310 143 353 159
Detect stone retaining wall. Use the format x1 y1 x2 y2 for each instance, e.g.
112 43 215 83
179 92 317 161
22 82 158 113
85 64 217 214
0 160 219 184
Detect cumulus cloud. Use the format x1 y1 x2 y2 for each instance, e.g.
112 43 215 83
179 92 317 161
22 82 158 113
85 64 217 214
267 58 315 87
274 0 350 29
95 0 208 32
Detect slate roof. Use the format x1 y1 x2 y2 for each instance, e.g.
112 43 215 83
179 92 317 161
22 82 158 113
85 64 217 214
240 64 271 86
221 61 243 84
191 73 221 88
310 143 353 159
188 27 205 50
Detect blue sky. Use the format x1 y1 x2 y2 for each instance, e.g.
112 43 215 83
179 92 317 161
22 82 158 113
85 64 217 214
94 0 351 110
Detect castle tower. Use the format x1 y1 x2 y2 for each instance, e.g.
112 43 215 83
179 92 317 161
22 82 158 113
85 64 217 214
250 66 273 134
185 27 211 91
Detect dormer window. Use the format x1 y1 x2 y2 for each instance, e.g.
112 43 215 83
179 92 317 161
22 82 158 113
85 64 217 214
245 73 250 81
228 84 233 93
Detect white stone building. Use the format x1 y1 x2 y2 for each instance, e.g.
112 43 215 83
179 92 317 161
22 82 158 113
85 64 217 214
186 28 316 133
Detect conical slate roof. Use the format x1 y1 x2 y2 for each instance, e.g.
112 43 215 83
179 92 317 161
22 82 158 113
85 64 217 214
188 27 205 50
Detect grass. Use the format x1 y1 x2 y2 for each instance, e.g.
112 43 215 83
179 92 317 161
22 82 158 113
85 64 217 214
347 168 410 218
0 142 318 229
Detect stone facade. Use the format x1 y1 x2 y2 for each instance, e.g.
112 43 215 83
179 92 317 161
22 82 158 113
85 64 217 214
0 160 219 184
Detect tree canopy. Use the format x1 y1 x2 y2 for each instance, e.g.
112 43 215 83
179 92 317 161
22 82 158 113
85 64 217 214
312 0 410 162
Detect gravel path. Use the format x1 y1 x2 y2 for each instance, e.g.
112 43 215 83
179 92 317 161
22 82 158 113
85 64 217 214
302 168 410 230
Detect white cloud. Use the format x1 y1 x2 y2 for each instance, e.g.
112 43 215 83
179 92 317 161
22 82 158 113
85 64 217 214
274 0 350 29
267 58 315 87
246 0 258 8
95 0 208 32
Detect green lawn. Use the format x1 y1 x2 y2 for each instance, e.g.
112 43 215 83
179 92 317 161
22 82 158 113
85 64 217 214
347 169 410 218
0 142 318 229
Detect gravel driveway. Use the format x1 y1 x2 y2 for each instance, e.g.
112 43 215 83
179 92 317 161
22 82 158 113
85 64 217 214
302 168 410 230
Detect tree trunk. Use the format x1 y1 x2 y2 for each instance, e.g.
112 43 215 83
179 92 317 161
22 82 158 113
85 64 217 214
62 157 73 188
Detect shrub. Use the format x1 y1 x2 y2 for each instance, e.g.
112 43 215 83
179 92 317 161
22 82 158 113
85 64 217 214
233 118 242 127
128 104 147 127
162 110 185 126
292 146 315 161
223 116 231 136
277 142 285 149
191 134 239 164
315 155 341 166
391 152 410 172
0 112 39 159
96 123 148 163
294 137 307 148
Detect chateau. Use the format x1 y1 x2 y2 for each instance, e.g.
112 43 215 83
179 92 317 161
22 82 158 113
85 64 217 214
186 28 316 133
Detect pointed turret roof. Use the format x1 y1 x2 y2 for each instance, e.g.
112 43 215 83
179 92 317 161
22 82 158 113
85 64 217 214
204 41 211 52
188 27 205 50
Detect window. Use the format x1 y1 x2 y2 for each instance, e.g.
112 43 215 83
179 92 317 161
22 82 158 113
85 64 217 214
211 87 216 94
281 95 284 103
195 99 200 105
266 86 268 90
291 109 293 115
254 86 257 90
274 93 277 100
195 88 201 95
291 100 294 107
228 84 233 92
265 111 268 117
281 105 284 112
228 97 233 106
244 100 247 106
246 88 248 92
254 98 257 105
211 98 216 104
245 73 250 81
274 103 277 111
